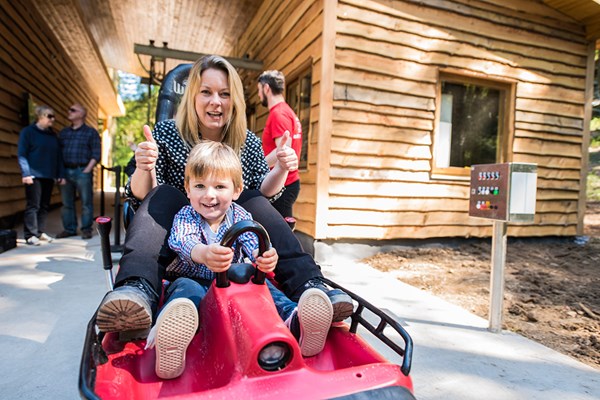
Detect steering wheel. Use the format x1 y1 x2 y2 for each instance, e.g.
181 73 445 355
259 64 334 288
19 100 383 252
217 220 271 288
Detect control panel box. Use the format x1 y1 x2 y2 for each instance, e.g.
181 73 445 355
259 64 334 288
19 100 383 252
469 163 537 222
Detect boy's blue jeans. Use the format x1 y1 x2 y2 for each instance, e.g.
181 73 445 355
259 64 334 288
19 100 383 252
161 277 297 322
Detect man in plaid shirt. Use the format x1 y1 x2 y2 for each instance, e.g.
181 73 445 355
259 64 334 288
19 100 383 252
57 104 101 239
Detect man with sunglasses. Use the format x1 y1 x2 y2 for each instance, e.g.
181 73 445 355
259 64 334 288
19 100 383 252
17 105 64 245
56 104 101 239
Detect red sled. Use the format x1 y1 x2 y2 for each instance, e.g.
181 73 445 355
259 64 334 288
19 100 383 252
79 217 415 399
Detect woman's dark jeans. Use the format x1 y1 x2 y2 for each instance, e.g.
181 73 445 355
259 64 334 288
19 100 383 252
271 179 300 219
23 178 54 240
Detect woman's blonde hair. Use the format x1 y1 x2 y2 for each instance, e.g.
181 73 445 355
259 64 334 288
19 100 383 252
176 55 247 154
184 141 243 191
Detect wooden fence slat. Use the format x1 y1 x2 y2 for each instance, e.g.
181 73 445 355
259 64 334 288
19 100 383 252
330 152 432 171
332 122 432 145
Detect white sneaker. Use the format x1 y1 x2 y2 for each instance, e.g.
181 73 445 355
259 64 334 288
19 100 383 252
153 298 198 379
26 236 41 246
39 233 54 243
286 288 333 357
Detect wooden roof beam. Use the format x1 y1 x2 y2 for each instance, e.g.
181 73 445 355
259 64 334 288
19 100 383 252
133 43 263 71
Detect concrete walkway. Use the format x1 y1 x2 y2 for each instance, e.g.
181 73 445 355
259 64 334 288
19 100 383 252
0 206 599 399
317 242 600 400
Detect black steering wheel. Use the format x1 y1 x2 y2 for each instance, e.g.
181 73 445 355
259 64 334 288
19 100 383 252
216 220 271 288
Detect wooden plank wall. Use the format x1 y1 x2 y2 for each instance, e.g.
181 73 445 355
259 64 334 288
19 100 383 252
327 0 589 239
235 0 324 236
0 0 99 228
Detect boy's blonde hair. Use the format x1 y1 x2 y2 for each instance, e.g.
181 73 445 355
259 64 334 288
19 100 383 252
184 141 243 190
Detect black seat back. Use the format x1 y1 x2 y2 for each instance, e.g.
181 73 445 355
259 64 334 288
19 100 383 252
155 63 192 122
123 63 193 230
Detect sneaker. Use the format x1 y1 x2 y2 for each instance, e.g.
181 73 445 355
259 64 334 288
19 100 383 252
26 236 41 246
81 229 92 239
56 231 77 239
286 288 333 357
153 298 199 379
96 278 158 334
303 278 354 323
39 233 54 242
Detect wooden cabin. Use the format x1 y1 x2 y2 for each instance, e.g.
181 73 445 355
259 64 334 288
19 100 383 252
1 0 599 243
239 0 600 241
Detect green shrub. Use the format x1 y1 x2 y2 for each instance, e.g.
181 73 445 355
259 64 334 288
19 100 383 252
588 172 600 201
591 117 600 147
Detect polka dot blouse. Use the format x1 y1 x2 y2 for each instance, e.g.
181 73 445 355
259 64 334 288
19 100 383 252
124 119 270 205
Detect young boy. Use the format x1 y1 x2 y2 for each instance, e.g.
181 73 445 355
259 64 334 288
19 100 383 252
145 141 333 379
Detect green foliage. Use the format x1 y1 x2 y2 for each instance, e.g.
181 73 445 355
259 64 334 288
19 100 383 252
591 117 600 147
112 86 158 168
589 119 600 200
588 171 600 201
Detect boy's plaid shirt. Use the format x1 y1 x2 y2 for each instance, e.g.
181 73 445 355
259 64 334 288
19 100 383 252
167 203 258 280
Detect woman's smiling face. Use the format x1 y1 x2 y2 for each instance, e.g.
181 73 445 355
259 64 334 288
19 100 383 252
194 68 231 140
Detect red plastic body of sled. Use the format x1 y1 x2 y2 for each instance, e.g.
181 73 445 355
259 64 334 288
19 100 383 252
92 280 413 399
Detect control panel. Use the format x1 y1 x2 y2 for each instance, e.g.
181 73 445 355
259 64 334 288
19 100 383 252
469 163 537 222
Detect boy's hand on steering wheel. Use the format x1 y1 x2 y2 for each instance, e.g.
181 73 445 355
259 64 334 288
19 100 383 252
135 125 159 171
254 247 278 273
204 243 234 273
275 131 298 172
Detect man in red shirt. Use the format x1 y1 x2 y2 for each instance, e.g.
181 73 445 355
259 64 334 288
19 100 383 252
258 70 302 224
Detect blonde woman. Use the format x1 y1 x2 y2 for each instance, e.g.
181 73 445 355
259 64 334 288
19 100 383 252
96 55 353 336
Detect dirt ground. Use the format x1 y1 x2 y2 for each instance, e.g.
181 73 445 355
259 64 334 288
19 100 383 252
363 201 600 369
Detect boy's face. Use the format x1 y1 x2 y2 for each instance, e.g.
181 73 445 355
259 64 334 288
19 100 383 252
186 173 241 227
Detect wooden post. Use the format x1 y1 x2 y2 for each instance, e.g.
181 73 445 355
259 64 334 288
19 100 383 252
314 0 337 239
489 220 507 333
577 42 596 235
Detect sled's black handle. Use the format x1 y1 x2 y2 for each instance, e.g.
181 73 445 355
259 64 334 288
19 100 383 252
217 220 271 288
96 217 113 271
